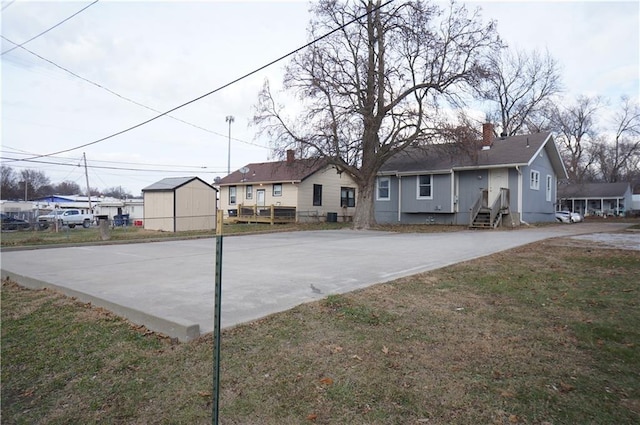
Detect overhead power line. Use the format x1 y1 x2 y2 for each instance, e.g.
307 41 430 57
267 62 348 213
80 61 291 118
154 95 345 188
1 0 16 12
2 146 221 169
1 0 99 55
19 0 396 162
1 36 268 149
0 156 226 174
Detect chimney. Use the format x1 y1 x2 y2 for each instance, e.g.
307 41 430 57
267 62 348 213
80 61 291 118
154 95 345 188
286 149 295 164
482 122 494 149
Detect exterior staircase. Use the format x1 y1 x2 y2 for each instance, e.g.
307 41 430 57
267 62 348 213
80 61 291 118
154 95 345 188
469 188 510 229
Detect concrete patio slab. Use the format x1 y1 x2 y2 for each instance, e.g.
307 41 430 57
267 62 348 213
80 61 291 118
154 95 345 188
1 223 633 341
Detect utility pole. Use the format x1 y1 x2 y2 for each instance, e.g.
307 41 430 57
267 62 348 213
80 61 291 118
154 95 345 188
83 153 92 213
225 115 234 175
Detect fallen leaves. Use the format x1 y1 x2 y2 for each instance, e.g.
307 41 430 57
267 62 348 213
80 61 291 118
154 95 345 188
319 377 333 386
559 382 575 393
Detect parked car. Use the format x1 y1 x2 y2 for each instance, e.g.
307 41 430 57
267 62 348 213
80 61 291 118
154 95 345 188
555 211 582 224
570 211 583 222
1 213 31 230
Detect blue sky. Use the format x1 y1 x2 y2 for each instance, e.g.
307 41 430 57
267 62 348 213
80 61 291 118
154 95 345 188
2 0 638 195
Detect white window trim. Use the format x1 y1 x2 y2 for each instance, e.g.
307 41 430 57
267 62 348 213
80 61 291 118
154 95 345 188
546 175 552 202
377 177 390 201
246 185 253 200
273 183 282 197
530 170 540 190
416 174 433 200
229 186 237 205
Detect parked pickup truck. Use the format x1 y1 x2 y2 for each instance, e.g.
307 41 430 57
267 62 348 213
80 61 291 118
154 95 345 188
38 209 93 229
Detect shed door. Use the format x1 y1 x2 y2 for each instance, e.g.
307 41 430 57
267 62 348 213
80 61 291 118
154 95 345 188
489 168 509 205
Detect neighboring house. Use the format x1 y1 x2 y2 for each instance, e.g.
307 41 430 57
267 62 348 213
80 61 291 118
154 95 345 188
142 177 217 232
0 200 37 223
93 198 144 225
375 124 568 227
217 150 358 222
558 182 633 216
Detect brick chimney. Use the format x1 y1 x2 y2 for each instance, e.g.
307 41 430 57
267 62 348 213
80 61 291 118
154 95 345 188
286 149 295 164
482 122 494 148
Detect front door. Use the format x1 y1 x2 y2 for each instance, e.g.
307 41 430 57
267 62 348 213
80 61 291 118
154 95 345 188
488 168 509 205
256 189 265 206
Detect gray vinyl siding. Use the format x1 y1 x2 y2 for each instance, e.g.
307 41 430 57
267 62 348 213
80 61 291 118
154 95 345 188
521 151 556 223
401 174 453 213
374 176 399 223
455 170 488 225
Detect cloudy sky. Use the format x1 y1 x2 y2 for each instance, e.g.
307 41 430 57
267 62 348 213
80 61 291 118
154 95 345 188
2 0 638 196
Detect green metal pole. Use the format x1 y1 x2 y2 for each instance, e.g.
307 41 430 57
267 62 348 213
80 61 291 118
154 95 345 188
213 211 223 424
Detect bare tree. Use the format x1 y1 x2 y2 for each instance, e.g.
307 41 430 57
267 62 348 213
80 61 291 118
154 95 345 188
102 186 133 199
19 169 51 200
254 0 500 228
54 181 82 195
1 165 20 200
479 48 562 136
592 96 640 183
547 95 602 183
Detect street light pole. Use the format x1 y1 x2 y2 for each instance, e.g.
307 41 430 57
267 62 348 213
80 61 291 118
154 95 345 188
225 115 234 175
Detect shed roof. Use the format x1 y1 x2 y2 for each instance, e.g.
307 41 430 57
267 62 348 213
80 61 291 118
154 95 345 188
558 182 631 199
142 176 216 192
380 132 567 178
218 158 327 185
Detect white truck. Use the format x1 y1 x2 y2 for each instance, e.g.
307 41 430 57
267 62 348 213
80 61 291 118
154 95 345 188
38 209 93 229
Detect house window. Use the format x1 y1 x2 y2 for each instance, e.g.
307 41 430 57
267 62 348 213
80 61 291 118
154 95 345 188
546 175 552 202
246 185 253 200
341 187 355 207
377 177 390 200
313 184 322 206
273 183 282 197
417 175 432 199
229 186 237 204
530 170 540 190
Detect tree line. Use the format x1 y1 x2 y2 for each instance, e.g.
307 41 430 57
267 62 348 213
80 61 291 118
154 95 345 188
0 166 133 201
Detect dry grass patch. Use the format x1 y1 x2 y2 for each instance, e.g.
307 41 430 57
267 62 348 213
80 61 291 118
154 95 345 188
2 239 639 424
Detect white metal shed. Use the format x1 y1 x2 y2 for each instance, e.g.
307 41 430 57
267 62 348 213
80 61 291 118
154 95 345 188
142 177 217 232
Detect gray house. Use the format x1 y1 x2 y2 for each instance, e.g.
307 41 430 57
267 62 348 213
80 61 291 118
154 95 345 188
375 125 568 227
558 182 633 216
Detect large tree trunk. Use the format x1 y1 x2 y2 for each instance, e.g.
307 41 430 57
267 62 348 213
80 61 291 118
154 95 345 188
353 174 377 230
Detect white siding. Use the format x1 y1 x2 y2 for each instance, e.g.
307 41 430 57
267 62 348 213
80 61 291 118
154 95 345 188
175 180 216 231
297 166 357 222
220 183 299 213
144 191 174 231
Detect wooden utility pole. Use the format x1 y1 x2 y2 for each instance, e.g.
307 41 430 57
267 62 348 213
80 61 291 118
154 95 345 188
83 153 93 213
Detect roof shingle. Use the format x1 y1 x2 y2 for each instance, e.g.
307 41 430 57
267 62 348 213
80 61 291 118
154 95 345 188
218 158 327 185
380 132 554 173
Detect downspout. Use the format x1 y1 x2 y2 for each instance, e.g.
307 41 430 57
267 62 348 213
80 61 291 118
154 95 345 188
451 170 455 212
515 166 530 226
397 175 402 222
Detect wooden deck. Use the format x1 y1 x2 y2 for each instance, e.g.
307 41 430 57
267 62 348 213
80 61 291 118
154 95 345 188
226 205 296 225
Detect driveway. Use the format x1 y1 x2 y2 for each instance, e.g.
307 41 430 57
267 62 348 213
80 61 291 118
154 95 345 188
1 223 634 341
